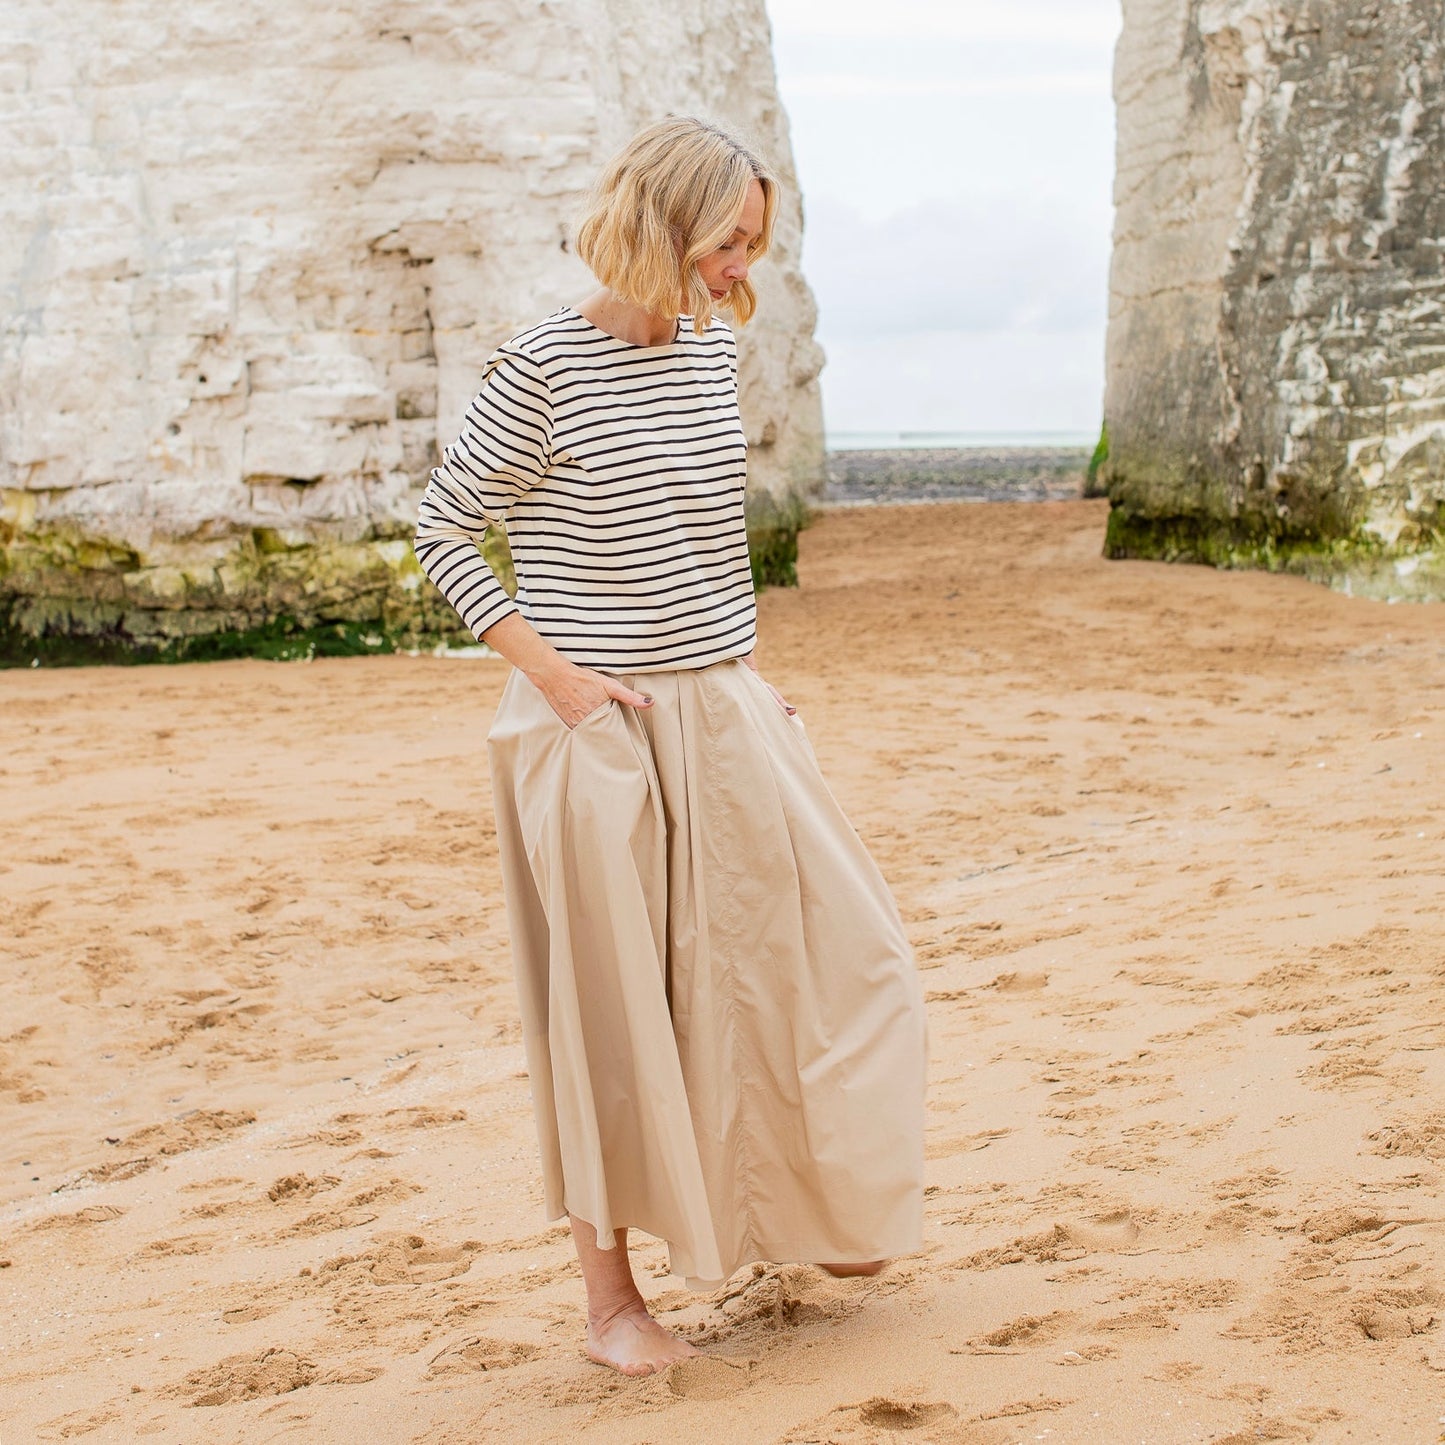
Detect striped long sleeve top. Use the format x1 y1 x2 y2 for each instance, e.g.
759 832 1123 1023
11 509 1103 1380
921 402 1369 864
413 306 756 672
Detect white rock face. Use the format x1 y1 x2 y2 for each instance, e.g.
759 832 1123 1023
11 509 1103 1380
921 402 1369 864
1104 0 1445 600
0 0 824 648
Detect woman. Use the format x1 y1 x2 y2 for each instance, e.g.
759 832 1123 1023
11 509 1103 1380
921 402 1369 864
414 116 925 1378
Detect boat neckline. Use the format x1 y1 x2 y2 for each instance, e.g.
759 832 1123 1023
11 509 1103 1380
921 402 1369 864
559 305 693 350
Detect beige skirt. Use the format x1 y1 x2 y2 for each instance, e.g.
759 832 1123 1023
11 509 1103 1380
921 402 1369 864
485 656 926 1288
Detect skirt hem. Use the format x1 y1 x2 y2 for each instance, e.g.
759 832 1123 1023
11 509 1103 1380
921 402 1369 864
547 1204 924 1292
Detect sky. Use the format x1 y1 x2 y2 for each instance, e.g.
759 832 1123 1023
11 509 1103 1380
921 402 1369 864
764 0 1122 441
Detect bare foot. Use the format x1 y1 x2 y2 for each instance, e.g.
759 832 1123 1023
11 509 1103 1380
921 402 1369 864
585 1301 701 1377
817 1260 886 1278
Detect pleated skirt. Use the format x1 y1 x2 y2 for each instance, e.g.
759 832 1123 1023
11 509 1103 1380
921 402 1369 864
485 656 926 1289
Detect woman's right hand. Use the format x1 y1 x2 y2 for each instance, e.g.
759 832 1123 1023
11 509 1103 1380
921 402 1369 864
479 613 654 729
531 658 654 729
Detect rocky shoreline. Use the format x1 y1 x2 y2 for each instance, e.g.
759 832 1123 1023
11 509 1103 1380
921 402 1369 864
2 449 1095 666
822 445 1092 505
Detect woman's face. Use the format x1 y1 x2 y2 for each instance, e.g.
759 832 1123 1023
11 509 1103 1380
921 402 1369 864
695 179 766 305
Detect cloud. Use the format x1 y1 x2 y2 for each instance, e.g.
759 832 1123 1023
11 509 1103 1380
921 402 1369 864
770 36 1119 221
802 194 1111 340
819 328 1106 435
784 72 1110 99
767 0 1121 49
764 0 1121 432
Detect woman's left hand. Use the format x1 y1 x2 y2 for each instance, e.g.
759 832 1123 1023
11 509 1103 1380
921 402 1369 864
742 653 796 716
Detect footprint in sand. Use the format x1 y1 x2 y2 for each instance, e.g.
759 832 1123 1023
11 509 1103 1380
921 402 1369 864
953 1207 1154 1274
1092 1301 1177 1333
33 1204 125 1231
168 1348 383 1407
1300 1206 1388 1244
1369 1112 1445 1162
384 1105 468 1128
425 1336 542 1378
688 1263 863 1345
1225 1278 1441 1352
125 1109 256 1161
924 1127 1011 1161
265 1177 422 1239
859 1398 957 1430
1055 1343 1119 1366
963 1310 1070 1353
346 1178 424 1209
1064 1208 1144 1251
38 1405 122 1437
326 1106 467 1134
297 1232 485 1292
296 1122 364 1148
139 1233 216 1257
57 1157 152 1189
989 970 1049 993
54 1111 258 1191
779 1396 959 1443
267 1173 341 1204
277 1208 381 1239
661 1355 754 1400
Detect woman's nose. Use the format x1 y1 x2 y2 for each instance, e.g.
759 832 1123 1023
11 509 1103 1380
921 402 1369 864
725 259 749 282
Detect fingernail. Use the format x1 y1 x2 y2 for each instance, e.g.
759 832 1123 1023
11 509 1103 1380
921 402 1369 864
786 707 797 715
642 695 654 704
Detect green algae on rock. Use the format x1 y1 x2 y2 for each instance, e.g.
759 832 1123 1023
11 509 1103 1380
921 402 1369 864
0 524 482 667
1084 424 1109 500
2 508 812 667
745 490 812 591
1103 501 1445 603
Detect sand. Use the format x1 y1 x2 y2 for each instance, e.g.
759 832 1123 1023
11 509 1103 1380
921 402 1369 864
3 498 1443 1444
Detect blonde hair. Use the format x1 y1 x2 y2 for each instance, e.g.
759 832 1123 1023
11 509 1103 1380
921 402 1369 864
576 115 779 330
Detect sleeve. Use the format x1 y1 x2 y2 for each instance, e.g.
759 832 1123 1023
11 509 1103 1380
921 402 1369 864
413 347 553 640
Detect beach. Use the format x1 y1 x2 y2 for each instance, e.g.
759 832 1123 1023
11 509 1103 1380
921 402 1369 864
3 496 1443 1443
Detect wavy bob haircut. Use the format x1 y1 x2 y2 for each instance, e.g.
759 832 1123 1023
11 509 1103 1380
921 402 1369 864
576 115 779 330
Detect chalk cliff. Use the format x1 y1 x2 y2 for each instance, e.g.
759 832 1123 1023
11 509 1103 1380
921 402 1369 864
0 0 824 657
1103 0 1445 600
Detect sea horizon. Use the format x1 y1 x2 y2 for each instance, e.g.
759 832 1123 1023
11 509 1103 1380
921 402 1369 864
827 429 1097 452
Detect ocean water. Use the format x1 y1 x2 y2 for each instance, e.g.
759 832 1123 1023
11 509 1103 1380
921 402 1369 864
828 430 1096 451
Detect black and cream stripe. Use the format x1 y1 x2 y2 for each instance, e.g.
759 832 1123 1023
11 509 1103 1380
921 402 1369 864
414 306 756 672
